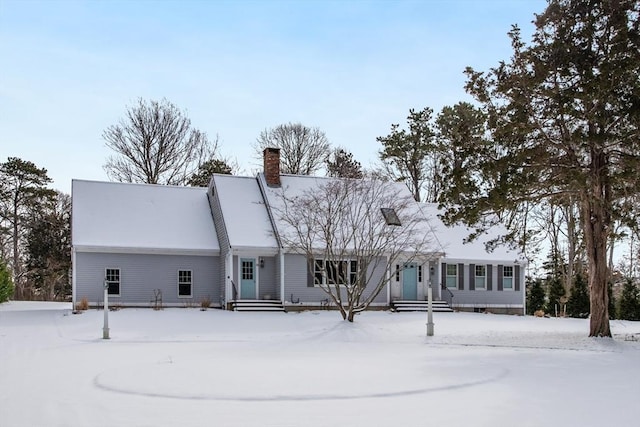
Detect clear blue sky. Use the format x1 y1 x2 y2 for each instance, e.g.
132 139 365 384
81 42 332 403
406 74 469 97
0 0 546 193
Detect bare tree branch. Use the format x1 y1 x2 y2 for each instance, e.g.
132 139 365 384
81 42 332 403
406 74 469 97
103 98 217 185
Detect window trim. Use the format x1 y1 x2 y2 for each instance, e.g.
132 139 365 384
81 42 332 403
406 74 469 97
105 268 121 297
503 265 514 290
475 264 486 290
446 264 458 289
178 269 193 298
314 259 358 287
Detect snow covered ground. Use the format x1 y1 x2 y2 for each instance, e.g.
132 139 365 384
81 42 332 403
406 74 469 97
1 302 638 427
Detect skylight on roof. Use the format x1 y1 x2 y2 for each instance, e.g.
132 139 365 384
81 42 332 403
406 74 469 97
381 208 401 226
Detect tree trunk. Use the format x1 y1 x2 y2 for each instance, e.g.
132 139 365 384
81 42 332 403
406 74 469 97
347 309 355 322
582 150 611 337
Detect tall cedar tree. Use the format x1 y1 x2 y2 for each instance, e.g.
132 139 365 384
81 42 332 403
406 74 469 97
440 0 640 336
326 148 364 179
526 278 546 314
0 158 55 299
435 102 488 207
566 273 590 318
378 108 438 202
103 98 216 185
254 123 330 175
618 278 640 320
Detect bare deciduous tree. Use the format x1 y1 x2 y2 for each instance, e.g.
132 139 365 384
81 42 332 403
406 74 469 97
254 122 330 175
273 179 434 322
103 98 217 185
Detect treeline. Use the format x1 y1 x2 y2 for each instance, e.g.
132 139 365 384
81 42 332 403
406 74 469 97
0 158 70 301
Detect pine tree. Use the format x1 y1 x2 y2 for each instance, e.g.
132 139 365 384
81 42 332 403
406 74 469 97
619 279 640 321
326 148 363 179
526 278 545 315
377 107 438 202
0 258 13 303
187 158 233 187
566 273 590 318
545 276 566 317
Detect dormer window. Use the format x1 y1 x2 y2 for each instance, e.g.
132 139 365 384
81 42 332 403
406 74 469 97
381 208 401 226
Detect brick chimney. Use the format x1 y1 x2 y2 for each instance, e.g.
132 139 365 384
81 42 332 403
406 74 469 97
263 147 281 187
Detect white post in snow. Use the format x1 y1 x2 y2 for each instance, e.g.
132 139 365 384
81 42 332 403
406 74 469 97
426 283 434 336
103 279 110 339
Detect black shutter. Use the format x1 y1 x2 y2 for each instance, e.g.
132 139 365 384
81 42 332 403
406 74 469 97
441 263 446 288
307 258 315 287
515 265 521 291
497 264 503 291
469 264 475 291
458 263 464 290
487 264 493 291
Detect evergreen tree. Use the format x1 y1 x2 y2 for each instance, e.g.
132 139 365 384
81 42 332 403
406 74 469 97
187 158 234 187
0 157 56 299
545 276 566 317
25 192 71 301
377 107 438 202
326 148 363 179
0 258 13 303
439 0 640 337
526 278 545 315
566 273 590 318
619 279 640 321
608 282 616 320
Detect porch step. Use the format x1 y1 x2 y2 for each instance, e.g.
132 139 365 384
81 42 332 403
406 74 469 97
232 300 285 312
392 300 454 313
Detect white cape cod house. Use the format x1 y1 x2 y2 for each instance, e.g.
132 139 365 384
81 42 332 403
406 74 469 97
72 148 526 314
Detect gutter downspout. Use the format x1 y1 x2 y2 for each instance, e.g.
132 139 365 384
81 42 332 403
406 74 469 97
280 250 285 304
71 247 76 310
226 250 232 310
386 255 391 306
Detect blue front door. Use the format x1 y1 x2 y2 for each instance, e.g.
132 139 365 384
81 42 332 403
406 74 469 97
402 263 418 300
240 258 256 299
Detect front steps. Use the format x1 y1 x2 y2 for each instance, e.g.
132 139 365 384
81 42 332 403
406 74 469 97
231 299 285 312
391 300 454 313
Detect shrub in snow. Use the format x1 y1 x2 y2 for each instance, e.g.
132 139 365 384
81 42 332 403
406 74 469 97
200 296 211 310
75 297 89 311
619 279 640 321
0 259 13 303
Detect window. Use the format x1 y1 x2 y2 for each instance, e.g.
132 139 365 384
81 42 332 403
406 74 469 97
178 270 192 297
242 261 254 280
446 264 457 288
418 265 423 282
503 266 513 289
381 208 401 226
105 268 120 296
395 264 400 281
314 259 358 286
475 265 486 289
